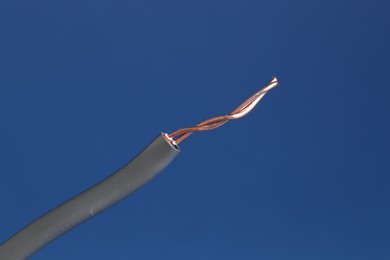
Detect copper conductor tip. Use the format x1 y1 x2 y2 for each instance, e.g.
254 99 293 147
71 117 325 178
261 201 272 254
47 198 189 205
168 77 278 145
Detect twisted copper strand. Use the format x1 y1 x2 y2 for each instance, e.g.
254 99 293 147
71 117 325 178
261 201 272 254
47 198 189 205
168 77 278 144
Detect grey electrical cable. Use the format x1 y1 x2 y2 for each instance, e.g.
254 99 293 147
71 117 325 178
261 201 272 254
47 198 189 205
0 133 180 260
0 77 278 259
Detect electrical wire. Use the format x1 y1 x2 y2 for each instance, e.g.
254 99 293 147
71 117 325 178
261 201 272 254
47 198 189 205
0 76 278 259
168 77 278 144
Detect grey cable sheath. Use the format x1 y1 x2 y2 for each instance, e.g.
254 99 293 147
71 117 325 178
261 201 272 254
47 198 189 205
0 133 180 260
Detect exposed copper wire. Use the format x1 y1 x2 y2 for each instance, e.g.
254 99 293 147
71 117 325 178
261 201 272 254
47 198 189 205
167 77 278 145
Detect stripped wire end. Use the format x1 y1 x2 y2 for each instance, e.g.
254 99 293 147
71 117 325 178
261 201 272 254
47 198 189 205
168 77 279 145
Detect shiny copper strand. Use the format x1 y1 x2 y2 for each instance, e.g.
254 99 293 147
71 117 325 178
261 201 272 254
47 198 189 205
168 77 278 145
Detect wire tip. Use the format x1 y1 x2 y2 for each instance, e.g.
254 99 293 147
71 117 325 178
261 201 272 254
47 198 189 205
271 76 278 84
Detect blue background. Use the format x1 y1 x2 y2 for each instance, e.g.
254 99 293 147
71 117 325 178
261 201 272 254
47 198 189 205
1 0 389 259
